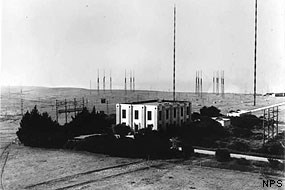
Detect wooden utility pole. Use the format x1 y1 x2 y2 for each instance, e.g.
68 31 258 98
97 69 100 94
74 98 77 117
213 71 215 94
133 70 135 92
173 5 176 101
130 70 132 91
110 70 112 92
124 69 127 95
253 0 258 106
103 70 106 93
55 100 58 122
64 99 67 124
90 80 91 95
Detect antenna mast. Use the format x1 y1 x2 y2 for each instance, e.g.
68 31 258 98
173 5 176 101
97 69 99 94
253 0 258 106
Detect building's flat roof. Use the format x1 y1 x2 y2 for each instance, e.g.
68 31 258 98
120 99 190 105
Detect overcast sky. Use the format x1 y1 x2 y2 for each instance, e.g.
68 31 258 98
1 0 284 93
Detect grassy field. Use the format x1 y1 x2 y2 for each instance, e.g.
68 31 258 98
1 86 285 190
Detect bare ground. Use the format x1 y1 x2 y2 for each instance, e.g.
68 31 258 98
1 143 284 190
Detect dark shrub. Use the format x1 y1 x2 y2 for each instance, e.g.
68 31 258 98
236 158 251 166
66 107 113 138
215 148 231 162
227 140 250 152
191 112 201 122
268 158 284 170
261 141 284 156
182 143 194 158
135 132 171 159
178 117 227 148
16 106 67 148
113 124 133 137
200 106 221 117
74 134 117 154
230 127 253 138
230 114 261 130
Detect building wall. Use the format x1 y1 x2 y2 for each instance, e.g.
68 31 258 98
157 102 191 131
132 104 144 131
116 101 191 132
145 105 158 130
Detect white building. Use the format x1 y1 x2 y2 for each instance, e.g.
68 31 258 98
116 100 192 132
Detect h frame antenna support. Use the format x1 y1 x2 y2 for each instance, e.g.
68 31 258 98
253 0 258 106
173 4 176 101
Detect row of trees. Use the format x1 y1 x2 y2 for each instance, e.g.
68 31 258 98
16 106 113 148
16 105 284 158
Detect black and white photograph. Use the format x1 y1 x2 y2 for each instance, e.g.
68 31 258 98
1 0 285 189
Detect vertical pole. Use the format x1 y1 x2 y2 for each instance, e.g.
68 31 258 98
56 100 58 122
110 70 112 92
90 80 91 95
133 70 135 92
107 100 109 115
173 5 176 101
263 109 265 144
277 106 279 135
82 97 85 108
20 88 23 116
253 0 258 106
74 98 77 117
217 71 219 95
97 69 100 94
267 108 270 139
124 69 127 95
197 71 200 96
103 70 105 93
213 72 215 94
130 70 132 92
223 70 225 97
200 70 203 98
65 99 67 124
271 107 275 138
195 71 196 94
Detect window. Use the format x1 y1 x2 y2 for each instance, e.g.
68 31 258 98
134 110 139 119
122 109 126 119
174 108 176 118
166 110 169 119
181 107 184 117
147 111 152 120
159 111 162 120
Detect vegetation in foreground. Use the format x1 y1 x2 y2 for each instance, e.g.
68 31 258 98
16 105 285 160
